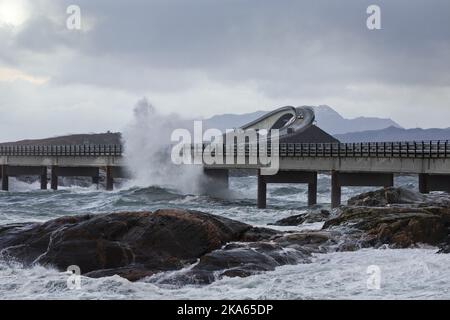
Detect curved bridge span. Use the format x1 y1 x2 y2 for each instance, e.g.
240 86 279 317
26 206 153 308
240 106 315 139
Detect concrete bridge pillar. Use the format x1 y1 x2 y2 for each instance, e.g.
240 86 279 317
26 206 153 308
257 170 318 209
104 166 129 190
0 165 48 191
1 165 8 191
418 173 429 193
331 171 341 208
257 171 267 209
106 166 114 191
419 173 450 193
331 171 395 208
51 166 100 190
40 167 47 190
308 174 318 206
51 166 58 190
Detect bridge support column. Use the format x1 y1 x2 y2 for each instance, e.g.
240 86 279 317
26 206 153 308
257 170 317 208
0 165 49 191
331 171 341 208
308 172 318 206
51 166 101 190
106 166 114 191
1 165 8 191
419 173 450 193
419 173 429 193
257 170 267 209
40 167 47 190
331 171 394 208
51 166 58 190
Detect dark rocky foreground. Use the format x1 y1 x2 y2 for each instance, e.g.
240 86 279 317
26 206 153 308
0 187 449 283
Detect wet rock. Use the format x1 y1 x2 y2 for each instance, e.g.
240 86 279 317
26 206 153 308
347 187 427 207
3 186 447 285
163 230 343 285
324 188 450 250
272 209 331 226
273 231 336 253
0 216 93 265
438 243 450 253
0 209 261 280
84 266 155 281
239 226 280 241
163 240 312 284
323 206 450 248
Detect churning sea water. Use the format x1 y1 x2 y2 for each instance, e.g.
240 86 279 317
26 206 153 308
0 174 449 300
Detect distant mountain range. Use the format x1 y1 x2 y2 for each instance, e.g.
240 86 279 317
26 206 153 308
311 105 402 135
0 132 121 146
202 105 449 142
335 126 450 142
203 105 402 135
1 105 448 145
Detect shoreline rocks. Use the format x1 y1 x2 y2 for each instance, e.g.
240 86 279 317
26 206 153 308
0 187 449 283
271 209 331 226
347 187 426 206
0 209 275 281
323 206 449 248
0 208 330 283
323 188 450 250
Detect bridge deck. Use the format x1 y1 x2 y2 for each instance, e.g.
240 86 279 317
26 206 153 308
1 141 449 173
199 141 450 174
1 141 449 205
0 144 124 166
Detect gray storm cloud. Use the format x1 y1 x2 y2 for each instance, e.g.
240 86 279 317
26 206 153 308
0 0 449 140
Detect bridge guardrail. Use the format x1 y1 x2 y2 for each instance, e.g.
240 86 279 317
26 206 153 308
0 144 123 157
0 141 449 158
193 140 450 159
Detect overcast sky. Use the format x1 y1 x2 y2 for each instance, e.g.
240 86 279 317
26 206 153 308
0 0 449 141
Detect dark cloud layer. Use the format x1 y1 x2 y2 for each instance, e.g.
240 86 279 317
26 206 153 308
0 0 449 140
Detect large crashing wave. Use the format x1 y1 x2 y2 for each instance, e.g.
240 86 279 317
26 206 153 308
121 98 204 194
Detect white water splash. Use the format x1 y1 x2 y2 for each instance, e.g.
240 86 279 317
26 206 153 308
1 248 449 299
121 98 204 193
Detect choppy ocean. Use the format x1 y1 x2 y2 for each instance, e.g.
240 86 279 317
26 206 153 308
0 175 449 299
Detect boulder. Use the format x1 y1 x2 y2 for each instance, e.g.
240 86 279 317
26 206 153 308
164 229 341 285
324 187 450 250
347 187 426 207
272 209 331 226
0 209 332 283
0 209 275 281
2 187 448 284
156 238 314 285
438 243 450 253
323 206 450 248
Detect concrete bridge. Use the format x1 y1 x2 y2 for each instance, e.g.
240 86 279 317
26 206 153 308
1 141 450 208
201 140 450 207
0 144 125 191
